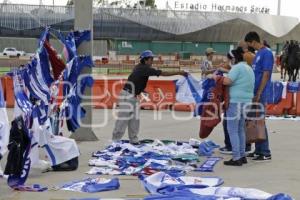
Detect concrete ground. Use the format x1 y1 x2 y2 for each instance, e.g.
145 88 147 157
1 72 299 199
0 108 299 200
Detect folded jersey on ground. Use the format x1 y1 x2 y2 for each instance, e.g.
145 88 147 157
140 172 224 194
60 177 120 193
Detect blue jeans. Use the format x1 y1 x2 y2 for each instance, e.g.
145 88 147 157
223 112 251 151
226 103 247 161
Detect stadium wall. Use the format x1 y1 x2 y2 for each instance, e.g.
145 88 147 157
0 37 108 55
114 40 234 55
0 37 282 57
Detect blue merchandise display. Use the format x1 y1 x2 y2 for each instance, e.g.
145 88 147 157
60 177 120 193
266 81 284 104
195 157 223 172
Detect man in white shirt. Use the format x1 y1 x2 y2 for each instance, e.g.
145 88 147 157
201 48 217 79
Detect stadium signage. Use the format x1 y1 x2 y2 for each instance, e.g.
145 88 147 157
160 0 277 14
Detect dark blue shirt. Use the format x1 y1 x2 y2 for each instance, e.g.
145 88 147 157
252 47 274 103
123 63 162 95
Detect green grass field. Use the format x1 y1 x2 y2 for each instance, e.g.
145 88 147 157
0 67 11 75
0 66 181 76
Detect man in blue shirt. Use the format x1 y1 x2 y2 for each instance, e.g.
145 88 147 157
245 31 273 161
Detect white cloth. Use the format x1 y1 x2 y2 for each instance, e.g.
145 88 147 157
138 140 198 157
190 187 272 199
189 138 202 147
88 158 119 169
60 177 118 193
13 100 23 119
29 118 42 166
282 82 288 99
175 75 203 104
89 140 201 176
201 59 213 79
0 164 8 179
143 159 169 167
0 108 10 157
143 172 224 194
86 167 122 175
38 119 80 166
103 140 198 158
266 116 300 121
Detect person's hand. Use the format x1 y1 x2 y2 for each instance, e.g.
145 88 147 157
179 71 188 77
253 95 261 103
217 67 224 71
217 66 230 73
206 74 213 79
219 63 225 68
207 74 217 80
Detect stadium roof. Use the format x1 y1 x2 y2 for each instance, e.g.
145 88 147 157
107 9 298 37
0 4 299 43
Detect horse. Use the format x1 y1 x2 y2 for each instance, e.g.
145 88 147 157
280 51 288 81
279 41 290 81
286 41 300 82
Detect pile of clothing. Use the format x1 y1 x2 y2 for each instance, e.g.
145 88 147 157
142 172 294 200
87 139 219 176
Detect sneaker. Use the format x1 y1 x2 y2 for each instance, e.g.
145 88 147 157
0 165 3 176
130 142 141 146
0 165 8 179
245 150 252 154
32 160 51 170
219 147 232 155
239 157 248 164
245 146 252 154
253 155 272 162
224 159 243 166
247 152 259 158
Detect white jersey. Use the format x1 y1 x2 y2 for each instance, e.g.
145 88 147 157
0 81 9 157
0 108 9 157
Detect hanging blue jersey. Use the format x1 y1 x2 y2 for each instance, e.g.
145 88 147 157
175 75 203 104
0 80 5 108
252 47 274 103
266 81 284 104
74 30 91 48
287 82 300 93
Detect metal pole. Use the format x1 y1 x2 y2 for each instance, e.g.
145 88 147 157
276 0 281 56
71 0 98 141
277 0 281 16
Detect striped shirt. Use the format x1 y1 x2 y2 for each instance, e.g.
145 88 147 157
201 59 213 79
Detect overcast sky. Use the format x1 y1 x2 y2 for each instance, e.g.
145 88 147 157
1 0 300 20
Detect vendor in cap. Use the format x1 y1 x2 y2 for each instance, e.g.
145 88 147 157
201 47 218 79
112 50 187 145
